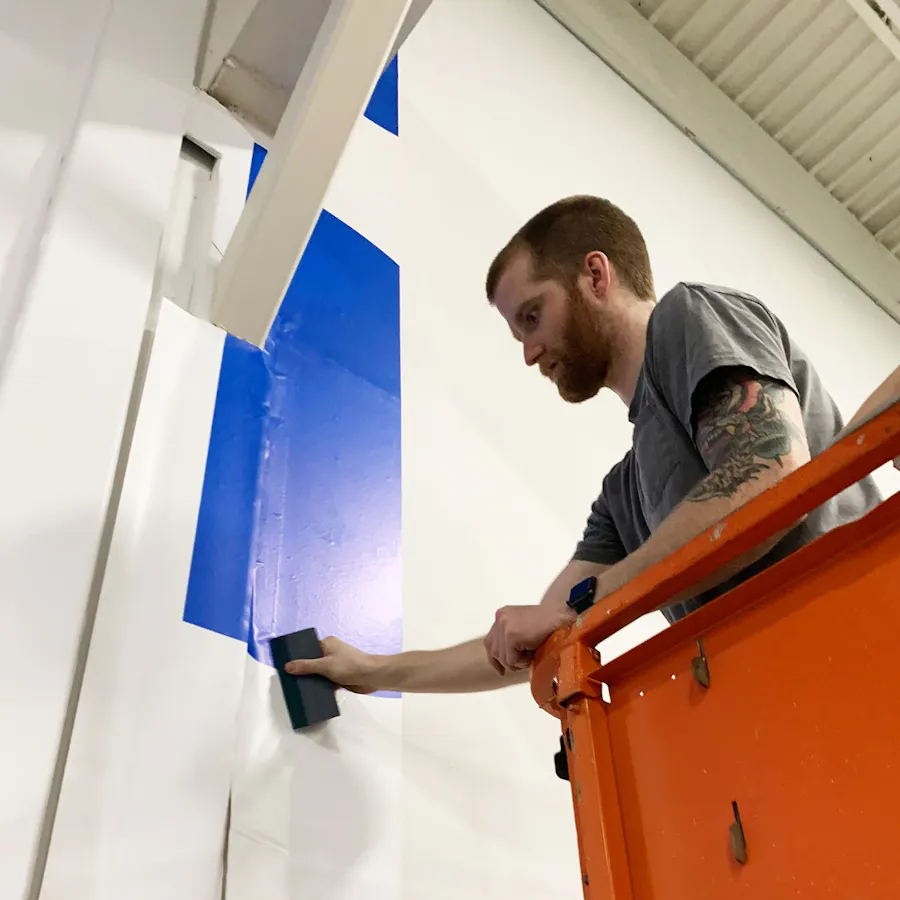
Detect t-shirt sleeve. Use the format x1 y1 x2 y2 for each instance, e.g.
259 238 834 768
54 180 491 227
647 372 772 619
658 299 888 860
644 283 799 434
573 491 627 566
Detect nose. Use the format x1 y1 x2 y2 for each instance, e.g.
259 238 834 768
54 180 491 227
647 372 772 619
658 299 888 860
523 340 543 367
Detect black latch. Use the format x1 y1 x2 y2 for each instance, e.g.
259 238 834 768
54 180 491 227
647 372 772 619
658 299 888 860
691 638 710 689
729 800 748 865
554 735 569 781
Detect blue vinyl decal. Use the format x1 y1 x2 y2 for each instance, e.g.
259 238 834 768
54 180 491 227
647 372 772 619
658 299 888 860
184 60 402 697
250 207 401 669
183 336 268 643
365 56 399 135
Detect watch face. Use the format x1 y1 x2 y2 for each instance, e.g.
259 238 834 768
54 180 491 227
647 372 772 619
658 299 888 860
568 575 597 608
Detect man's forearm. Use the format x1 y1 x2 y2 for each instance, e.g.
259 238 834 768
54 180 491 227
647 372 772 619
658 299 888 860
376 561 611 689
596 473 797 610
374 638 530 693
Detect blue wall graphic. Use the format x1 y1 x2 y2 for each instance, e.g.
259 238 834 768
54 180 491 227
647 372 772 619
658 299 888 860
184 59 402 686
183 336 269 643
365 56 399 137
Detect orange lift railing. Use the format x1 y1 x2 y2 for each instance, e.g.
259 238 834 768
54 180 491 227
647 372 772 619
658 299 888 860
532 400 900 899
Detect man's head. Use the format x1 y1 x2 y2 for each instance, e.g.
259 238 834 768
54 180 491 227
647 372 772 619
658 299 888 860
486 195 654 403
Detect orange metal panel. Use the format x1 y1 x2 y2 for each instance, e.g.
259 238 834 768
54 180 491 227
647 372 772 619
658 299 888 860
533 403 900 897
611 494 900 897
564 697 634 900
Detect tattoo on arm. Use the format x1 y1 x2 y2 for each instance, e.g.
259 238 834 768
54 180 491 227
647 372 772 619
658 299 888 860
686 369 806 503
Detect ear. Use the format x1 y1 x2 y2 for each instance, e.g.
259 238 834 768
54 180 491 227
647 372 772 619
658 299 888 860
583 251 612 300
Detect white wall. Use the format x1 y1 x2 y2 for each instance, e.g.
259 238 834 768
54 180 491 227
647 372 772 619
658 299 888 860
37 302 246 900
0 0 112 366
0 0 254 897
224 1 898 898
0 0 896 899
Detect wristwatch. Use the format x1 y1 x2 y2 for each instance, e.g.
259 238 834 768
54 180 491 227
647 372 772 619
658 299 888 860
566 575 597 615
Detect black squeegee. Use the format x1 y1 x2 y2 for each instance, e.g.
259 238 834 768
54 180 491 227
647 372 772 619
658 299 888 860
270 628 341 729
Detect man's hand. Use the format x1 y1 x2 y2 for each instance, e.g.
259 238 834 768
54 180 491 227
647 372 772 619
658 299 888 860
284 636 379 694
484 603 573 675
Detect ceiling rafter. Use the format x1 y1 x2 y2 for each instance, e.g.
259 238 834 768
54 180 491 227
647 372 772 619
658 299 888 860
537 0 900 323
843 0 900 63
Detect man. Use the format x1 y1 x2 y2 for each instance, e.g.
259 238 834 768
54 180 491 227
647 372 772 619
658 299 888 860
284 195 882 692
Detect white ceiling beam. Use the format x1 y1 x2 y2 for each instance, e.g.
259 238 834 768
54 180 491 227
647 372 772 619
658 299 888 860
199 0 432 143
843 0 900 64
210 0 412 347
196 0 258 91
536 0 900 326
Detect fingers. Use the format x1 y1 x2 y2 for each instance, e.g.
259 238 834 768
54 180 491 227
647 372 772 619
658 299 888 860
485 623 513 675
511 650 534 670
485 616 530 675
483 633 500 674
484 632 503 676
505 648 532 671
486 640 506 676
284 657 326 676
284 635 340 676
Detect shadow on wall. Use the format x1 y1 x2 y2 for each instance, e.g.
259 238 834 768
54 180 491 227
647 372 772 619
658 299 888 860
264 679 373 898
228 666 399 898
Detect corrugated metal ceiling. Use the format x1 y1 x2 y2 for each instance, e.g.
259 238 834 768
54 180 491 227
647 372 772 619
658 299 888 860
628 0 900 260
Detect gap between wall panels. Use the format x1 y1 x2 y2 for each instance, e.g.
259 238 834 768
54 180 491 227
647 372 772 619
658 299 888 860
25 136 222 900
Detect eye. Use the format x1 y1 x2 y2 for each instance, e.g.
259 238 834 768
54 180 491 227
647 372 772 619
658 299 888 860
524 306 541 330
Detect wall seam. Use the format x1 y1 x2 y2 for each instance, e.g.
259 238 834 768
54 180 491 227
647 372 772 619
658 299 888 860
23 138 173 899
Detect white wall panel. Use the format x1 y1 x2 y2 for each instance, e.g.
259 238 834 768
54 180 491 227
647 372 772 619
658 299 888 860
0 0 216 895
38 301 244 900
0 0 112 365
35 86 254 898
226 659 403 900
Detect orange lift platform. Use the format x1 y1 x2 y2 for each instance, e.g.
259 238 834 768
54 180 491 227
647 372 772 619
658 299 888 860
531 401 900 899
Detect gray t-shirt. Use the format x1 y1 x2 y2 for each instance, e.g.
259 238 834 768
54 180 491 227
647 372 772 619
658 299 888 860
573 282 882 623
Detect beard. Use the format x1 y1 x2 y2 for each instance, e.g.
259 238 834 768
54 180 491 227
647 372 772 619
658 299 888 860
553 291 613 404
